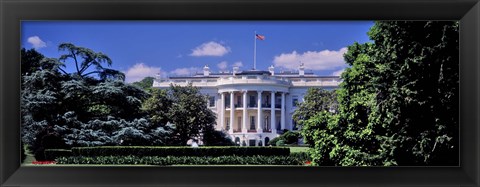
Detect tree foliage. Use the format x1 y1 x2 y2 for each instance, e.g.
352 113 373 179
304 21 459 166
293 88 337 145
142 84 217 145
20 44 159 160
268 130 301 146
58 43 125 81
132 76 155 90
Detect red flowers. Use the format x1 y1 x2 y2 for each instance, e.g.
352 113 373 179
32 161 56 165
305 161 312 165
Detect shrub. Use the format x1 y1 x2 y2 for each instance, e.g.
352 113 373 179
56 155 305 165
268 130 301 146
290 152 310 162
202 129 235 146
276 140 286 146
71 146 290 157
44 149 72 161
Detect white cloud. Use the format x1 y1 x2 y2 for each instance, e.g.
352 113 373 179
232 61 243 67
190 41 230 57
217 61 228 70
273 47 348 70
332 68 345 76
124 63 163 83
27 36 47 49
170 67 201 76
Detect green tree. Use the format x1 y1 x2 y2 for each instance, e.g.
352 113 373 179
21 48 45 76
132 76 155 90
142 88 172 125
293 88 337 145
142 85 219 145
58 43 125 81
166 84 217 145
21 44 155 159
305 21 459 166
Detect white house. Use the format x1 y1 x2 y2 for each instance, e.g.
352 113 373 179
152 64 341 146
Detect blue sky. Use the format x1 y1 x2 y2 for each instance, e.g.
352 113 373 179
21 21 374 83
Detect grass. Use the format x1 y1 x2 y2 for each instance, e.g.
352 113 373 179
289 146 310 153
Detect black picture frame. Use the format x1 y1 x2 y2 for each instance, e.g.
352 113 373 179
1 0 479 186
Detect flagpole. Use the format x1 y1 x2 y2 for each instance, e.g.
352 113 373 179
254 31 257 70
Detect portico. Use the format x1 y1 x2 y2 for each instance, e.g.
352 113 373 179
218 90 286 135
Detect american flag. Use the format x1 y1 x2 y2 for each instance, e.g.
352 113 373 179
256 34 265 40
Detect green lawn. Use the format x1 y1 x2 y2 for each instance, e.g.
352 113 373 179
289 146 310 153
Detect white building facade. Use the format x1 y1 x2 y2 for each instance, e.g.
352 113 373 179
152 64 341 146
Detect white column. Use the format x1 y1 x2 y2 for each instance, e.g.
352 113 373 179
220 92 225 130
257 91 263 133
242 91 247 133
281 92 286 130
270 91 275 133
230 91 234 134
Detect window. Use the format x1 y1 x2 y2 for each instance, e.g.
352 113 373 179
226 118 230 130
225 95 230 107
250 116 256 130
292 96 299 107
237 117 242 131
237 96 242 107
249 95 256 107
249 140 256 146
208 96 215 107
264 116 269 131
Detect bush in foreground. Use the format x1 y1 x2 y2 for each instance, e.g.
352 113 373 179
71 146 290 157
56 155 307 165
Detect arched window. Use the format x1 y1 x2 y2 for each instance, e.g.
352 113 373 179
265 137 270 146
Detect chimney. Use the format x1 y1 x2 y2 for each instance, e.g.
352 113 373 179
268 65 275 75
233 66 240 75
299 63 305 76
203 65 210 76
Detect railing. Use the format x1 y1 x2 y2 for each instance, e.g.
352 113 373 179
217 76 291 86
152 76 341 88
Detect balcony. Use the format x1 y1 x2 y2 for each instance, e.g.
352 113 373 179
217 75 291 86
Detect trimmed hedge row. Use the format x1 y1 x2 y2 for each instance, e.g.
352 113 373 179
71 146 290 157
56 155 307 165
44 149 73 161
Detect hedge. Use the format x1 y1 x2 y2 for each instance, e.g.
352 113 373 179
56 155 307 165
44 149 73 161
71 146 290 157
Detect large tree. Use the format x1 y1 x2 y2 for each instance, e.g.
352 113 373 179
21 44 154 159
304 21 459 166
142 84 217 145
293 88 337 145
58 43 125 81
132 76 155 90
